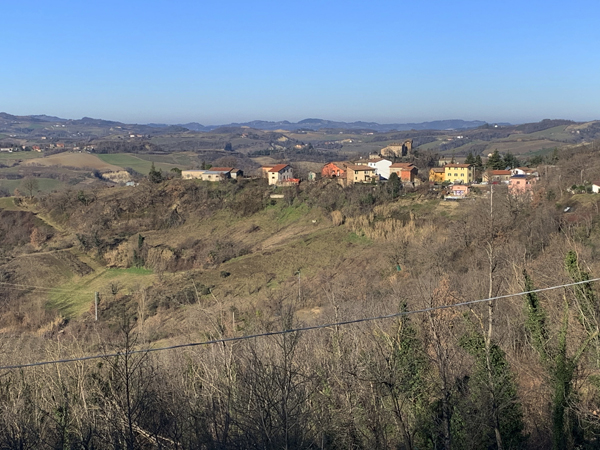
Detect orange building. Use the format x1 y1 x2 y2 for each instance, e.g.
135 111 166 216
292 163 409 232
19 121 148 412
389 163 418 182
321 162 348 178
429 167 445 183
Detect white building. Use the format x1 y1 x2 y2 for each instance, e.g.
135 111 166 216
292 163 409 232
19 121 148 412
366 158 392 180
267 164 293 185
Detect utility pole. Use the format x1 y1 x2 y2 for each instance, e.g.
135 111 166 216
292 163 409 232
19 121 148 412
95 292 99 321
296 269 301 302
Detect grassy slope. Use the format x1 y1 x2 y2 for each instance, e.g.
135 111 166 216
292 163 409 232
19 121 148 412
0 178 63 194
96 153 180 174
23 153 122 170
0 152 40 162
133 152 197 167
46 267 155 318
13 199 378 321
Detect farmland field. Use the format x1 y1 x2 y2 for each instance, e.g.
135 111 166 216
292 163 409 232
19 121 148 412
509 125 573 141
133 152 197 167
486 139 559 155
0 178 63 194
96 153 180 174
23 153 122 170
0 152 41 161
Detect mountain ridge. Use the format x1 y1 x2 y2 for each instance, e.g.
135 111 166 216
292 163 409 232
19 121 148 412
0 112 505 133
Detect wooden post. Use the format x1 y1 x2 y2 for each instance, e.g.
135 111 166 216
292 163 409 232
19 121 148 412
95 292 99 321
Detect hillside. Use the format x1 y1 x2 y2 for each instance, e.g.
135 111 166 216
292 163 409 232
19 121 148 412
1 141 600 447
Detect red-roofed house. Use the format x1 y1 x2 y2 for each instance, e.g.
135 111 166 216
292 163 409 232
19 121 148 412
390 163 418 182
483 170 512 183
268 164 293 185
322 162 348 178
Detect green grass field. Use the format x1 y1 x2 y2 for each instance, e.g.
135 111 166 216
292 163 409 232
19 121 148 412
509 125 573 141
47 266 155 318
96 153 180 174
0 178 63 194
134 152 196 168
0 197 20 210
0 152 41 161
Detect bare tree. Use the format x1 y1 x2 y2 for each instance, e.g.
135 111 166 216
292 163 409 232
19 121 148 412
21 177 39 198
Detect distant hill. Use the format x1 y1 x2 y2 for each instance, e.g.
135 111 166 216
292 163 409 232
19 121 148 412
220 118 491 132
3 113 600 156
0 112 501 134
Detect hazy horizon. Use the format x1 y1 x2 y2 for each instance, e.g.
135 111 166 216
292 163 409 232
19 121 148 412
4 0 599 125
4 112 594 128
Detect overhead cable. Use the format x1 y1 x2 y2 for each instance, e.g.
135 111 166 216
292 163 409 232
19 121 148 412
0 277 598 371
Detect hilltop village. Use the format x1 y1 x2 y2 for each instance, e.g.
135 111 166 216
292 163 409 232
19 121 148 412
177 141 543 201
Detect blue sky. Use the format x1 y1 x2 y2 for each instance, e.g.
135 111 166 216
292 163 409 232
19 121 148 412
3 0 599 125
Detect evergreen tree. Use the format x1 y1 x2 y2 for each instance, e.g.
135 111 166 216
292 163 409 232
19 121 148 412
474 155 484 170
465 152 476 165
523 269 598 449
486 150 505 170
387 172 402 199
503 152 520 169
457 327 526 449
148 162 163 183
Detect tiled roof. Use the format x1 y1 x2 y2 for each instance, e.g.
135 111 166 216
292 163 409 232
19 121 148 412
489 170 511 175
347 165 375 171
390 163 415 169
209 167 233 172
445 164 471 168
268 164 290 173
325 161 349 168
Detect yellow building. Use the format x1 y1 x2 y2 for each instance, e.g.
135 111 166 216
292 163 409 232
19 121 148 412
444 164 474 184
429 167 445 183
346 165 376 184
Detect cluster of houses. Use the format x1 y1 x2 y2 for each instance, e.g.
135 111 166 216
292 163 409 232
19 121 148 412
0 143 96 153
182 164 303 186
182 167 245 181
318 153 540 198
321 154 418 186
432 165 540 198
177 152 541 199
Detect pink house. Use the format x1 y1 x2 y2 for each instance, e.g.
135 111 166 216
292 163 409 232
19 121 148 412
450 185 470 197
509 175 536 194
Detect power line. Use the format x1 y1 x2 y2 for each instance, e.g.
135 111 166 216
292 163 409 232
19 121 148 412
0 277 598 371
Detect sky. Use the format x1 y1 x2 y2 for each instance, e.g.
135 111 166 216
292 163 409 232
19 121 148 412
3 0 600 125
